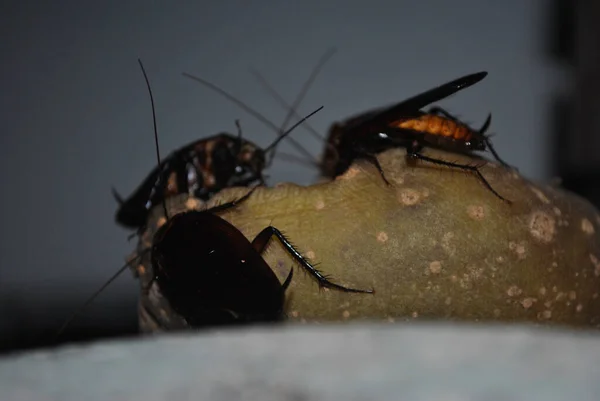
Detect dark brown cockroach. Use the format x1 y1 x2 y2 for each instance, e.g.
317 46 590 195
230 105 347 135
55 59 372 339
318 72 513 203
150 185 373 328
114 50 336 230
113 130 268 230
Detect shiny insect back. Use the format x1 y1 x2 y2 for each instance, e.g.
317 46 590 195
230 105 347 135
113 131 267 229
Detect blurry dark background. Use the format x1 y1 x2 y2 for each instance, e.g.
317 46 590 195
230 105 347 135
0 0 590 354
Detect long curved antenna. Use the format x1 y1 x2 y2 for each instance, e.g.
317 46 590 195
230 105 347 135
53 262 131 340
250 69 325 144
54 59 166 340
263 106 324 153
278 48 336 140
251 69 344 170
182 72 318 165
138 59 168 220
53 245 151 341
260 48 337 164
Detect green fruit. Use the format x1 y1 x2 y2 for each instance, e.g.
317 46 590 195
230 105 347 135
135 148 600 330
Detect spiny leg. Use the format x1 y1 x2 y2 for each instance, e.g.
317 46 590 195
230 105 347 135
250 230 295 291
406 143 512 204
251 226 374 294
206 185 259 215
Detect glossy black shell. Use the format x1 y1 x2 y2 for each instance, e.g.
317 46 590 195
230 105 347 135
151 210 286 326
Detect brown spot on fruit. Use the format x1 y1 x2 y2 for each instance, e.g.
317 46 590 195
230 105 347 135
397 188 421 206
429 261 442 274
507 285 522 297
467 205 485 220
528 211 556 243
509 241 527 259
521 298 537 309
377 232 389 243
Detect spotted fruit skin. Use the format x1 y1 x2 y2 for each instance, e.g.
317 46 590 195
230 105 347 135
136 148 600 331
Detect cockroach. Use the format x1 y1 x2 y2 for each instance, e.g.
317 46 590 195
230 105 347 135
55 59 372 339
113 50 335 230
151 185 373 328
113 129 269 230
319 72 513 203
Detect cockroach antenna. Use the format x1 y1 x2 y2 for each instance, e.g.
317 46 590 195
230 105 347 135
54 59 166 340
181 72 319 166
249 48 340 169
137 59 169 220
250 48 336 150
262 106 324 154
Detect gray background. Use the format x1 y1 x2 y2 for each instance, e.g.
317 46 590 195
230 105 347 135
0 1 567 343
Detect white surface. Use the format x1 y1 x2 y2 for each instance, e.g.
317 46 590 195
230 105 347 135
1 323 599 401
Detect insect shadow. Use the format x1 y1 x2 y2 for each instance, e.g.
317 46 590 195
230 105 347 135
113 49 336 232
255 70 514 203
55 59 373 339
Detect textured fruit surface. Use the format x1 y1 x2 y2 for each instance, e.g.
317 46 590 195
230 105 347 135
134 148 600 331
